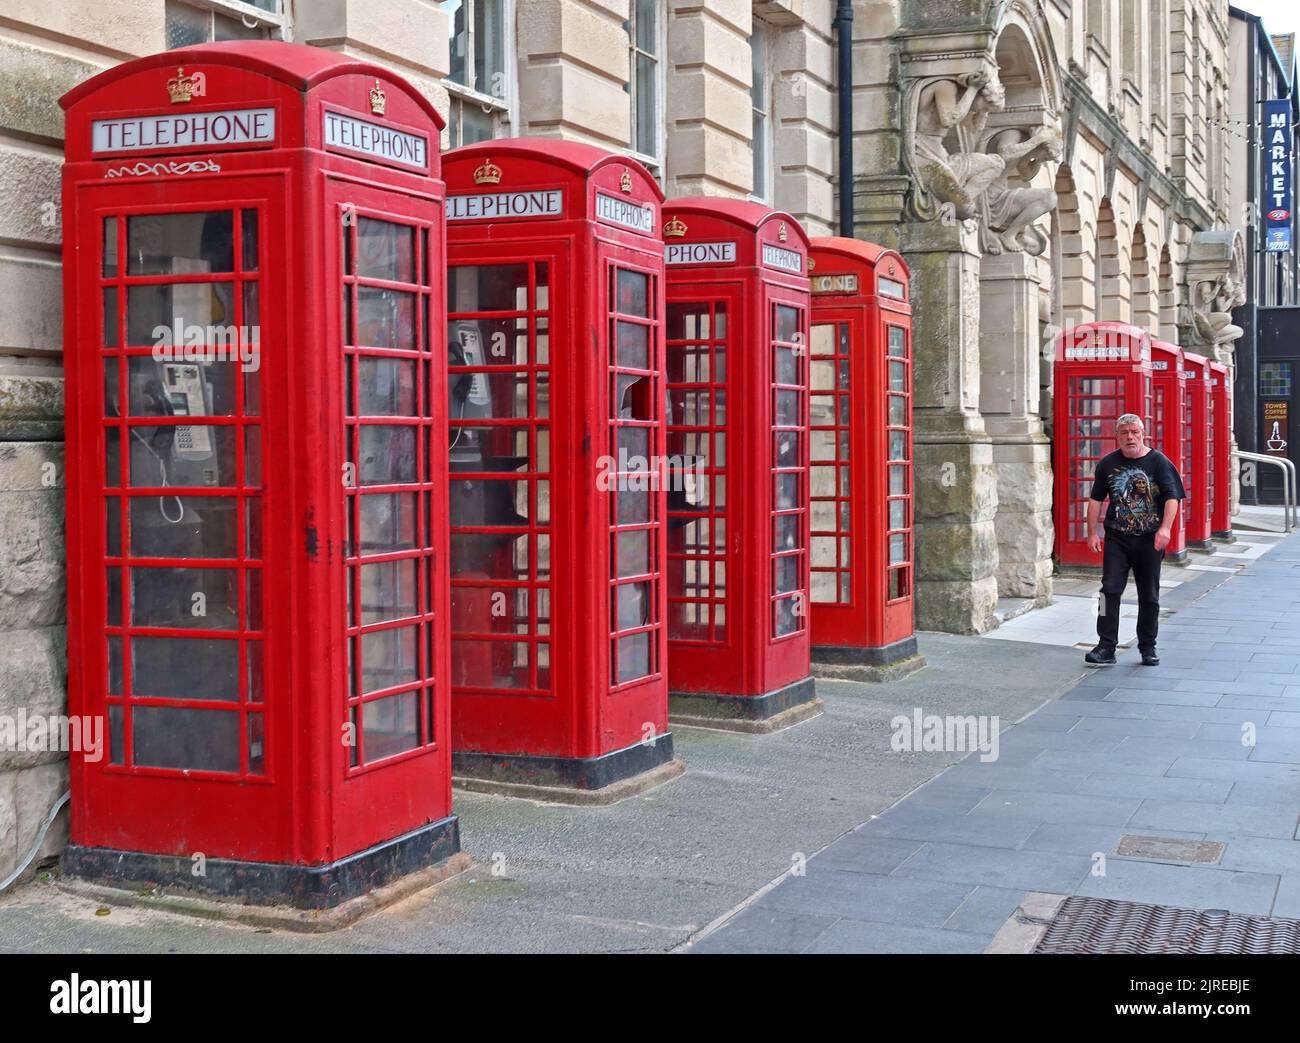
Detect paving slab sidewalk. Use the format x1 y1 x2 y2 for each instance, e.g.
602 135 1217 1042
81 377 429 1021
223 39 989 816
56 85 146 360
0 632 1089 954
691 529 1300 954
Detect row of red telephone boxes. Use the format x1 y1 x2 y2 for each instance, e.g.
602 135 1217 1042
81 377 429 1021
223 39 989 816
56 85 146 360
1053 322 1234 567
57 42 918 907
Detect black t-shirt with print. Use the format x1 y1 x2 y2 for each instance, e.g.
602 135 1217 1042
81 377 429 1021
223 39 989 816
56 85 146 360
1089 448 1187 535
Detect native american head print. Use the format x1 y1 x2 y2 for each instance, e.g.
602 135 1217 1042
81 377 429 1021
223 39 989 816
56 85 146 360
1109 465 1161 533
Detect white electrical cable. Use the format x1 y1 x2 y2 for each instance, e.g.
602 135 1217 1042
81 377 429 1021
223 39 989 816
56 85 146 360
0 790 70 895
128 426 185 523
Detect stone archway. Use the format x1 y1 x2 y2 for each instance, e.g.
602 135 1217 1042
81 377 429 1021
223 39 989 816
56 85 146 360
1096 198 1124 321
1131 223 1158 332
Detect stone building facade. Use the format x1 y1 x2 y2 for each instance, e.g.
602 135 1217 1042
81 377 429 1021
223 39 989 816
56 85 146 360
0 0 1245 882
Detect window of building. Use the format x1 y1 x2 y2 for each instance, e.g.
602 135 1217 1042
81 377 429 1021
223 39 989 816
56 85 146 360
441 0 513 148
1260 362 1293 397
165 0 286 47
625 0 663 172
750 20 774 203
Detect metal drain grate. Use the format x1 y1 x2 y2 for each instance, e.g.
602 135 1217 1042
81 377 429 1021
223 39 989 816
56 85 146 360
1034 896 1300 954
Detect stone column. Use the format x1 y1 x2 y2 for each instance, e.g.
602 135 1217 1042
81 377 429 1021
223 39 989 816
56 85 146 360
902 219 1000 634
979 251 1054 603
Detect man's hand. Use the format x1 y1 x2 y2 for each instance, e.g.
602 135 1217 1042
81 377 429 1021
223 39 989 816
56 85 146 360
1087 527 1104 554
1154 526 1171 552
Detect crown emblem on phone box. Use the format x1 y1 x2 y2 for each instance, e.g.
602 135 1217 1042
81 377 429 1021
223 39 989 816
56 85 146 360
663 216 688 238
473 158 502 185
369 81 386 115
167 67 203 104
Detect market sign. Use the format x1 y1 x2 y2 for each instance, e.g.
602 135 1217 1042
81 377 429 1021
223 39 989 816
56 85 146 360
1263 98 1292 253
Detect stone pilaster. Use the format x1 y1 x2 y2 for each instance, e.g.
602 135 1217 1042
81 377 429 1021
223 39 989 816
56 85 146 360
979 251 1054 603
664 0 752 197
901 220 1000 634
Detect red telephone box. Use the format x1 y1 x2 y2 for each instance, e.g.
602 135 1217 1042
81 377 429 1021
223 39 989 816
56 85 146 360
1053 322 1153 567
658 198 818 730
60 43 458 907
1183 352 1213 548
442 139 677 795
804 236 920 680
1149 339 1188 563
1209 360 1232 538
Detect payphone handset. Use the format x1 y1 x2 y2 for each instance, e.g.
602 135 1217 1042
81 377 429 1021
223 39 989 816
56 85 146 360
448 322 492 414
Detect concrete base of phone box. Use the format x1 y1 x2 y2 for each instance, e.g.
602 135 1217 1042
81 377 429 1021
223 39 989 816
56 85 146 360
668 676 822 733
811 635 926 682
452 734 683 804
60 815 464 925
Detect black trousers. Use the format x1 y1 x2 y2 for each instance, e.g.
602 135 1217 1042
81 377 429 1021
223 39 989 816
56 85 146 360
1097 530 1164 652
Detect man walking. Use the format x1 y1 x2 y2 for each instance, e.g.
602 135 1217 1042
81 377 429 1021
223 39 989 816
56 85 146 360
1083 413 1186 667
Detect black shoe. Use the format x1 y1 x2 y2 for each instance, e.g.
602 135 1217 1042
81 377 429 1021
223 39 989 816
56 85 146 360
1140 649 1160 666
1084 646 1116 666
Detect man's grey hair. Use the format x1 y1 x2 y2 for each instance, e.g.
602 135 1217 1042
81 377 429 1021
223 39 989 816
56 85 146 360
1115 413 1144 431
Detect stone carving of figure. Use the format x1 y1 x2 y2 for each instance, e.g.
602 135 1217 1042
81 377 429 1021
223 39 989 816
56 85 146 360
1192 271 1246 348
980 125 1063 255
911 71 1007 220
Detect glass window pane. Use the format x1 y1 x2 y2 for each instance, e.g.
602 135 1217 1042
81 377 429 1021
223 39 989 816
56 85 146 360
442 0 468 86
616 632 650 683
241 210 259 271
129 425 236 488
356 218 415 283
363 691 421 761
358 425 418 485
132 635 238 700
358 493 418 553
130 566 238 629
358 357 418 416
165 0 208 48
133 706 239 772
474 0 506 96
616 269 650 317
355 288 416 349
361 625 420 693
616 322 649 369
448 264 531 313
635 0 657 50
635 53 657 156
775 305 800 343
127 212 234 276
126 282 238 347
128 357 238 417
130 496 238 558
888 326 907 357
889 464 906 495
103 217 118 276
359 559 420 624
